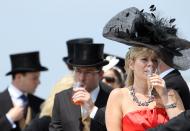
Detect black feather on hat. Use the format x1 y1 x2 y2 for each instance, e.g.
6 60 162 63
103 6 190 70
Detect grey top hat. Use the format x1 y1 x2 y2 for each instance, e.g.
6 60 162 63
103 6 190 70
68 43 109 67
6 51 48 75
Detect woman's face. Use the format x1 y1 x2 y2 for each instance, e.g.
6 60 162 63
130 54 158 80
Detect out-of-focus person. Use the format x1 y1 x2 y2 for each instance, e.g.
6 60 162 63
102 54 125 88
0 51 48 131
158 60 190 110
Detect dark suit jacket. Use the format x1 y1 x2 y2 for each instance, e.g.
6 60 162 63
24 116 51 131
49 82 112 131
147 110 190 131
0 89 44 131
163 69 190 109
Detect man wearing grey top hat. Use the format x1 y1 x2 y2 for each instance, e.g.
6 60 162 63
0 51 48 131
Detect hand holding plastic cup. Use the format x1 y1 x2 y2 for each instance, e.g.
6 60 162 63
72 82 83 105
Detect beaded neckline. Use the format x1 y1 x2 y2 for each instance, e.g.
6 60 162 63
129 86 154 106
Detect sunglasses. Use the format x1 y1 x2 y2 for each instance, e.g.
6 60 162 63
103 76 116 83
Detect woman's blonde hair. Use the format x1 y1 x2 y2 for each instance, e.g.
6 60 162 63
125 46 157 87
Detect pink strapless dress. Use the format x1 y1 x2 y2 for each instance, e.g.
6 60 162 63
122 108 169 131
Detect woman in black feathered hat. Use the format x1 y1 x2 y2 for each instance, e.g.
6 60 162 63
104 6 187 131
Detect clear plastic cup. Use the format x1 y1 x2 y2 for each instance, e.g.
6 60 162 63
147 66 153 96
72 82 83 105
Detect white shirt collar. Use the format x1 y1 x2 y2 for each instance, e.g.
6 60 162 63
8 84 23 99
159 68 175 78
8 84 26 106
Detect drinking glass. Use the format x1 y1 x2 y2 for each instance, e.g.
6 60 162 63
147 66 154 96
72 82 83 105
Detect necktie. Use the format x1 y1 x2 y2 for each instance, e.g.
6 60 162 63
19 94 30 129
20 94 29 107
82 116 91 131
20 94 29 117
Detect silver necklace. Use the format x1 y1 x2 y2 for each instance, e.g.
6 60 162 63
129 86 154 106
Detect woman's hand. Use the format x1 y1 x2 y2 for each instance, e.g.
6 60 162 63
149 74 167 97
149 74 185 118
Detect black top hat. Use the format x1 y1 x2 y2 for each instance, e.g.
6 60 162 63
63 38 93 64
6 51 48 75
68 43 109 67
103 6 190 70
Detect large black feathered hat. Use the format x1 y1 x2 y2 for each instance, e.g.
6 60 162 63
103 6 190 70
68 43 109 67
63 38 93 64
6 51 48 75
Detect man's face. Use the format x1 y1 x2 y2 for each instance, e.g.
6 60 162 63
74 67 103 92
18 72 40 94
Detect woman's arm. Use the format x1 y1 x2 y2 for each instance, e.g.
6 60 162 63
161 89 185 119
106 88 123 131
149 74 185 119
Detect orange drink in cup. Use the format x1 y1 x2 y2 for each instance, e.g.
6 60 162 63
72 82 83 105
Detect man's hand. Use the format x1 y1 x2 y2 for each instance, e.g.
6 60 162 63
72 87 95 116
6 105 25 122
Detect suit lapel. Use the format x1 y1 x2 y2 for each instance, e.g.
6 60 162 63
91 82 111 131
0 89 22 130
95 89 106 107
95 82 110 108
163 69 180 80
67 88 81 117
66 88 82 130
70 103 82 130
0 89 14 113
27 95 37 118
27 94 44 119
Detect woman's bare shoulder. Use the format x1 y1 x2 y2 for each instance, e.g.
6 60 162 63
109 87 130 98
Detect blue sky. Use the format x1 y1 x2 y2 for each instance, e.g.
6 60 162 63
0 0 190 98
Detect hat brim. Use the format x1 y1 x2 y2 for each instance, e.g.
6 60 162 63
104 33 180 69
67 59 109 68
103 7 190 70
6 66 48 76
63 57 69 63
104 32 190 70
